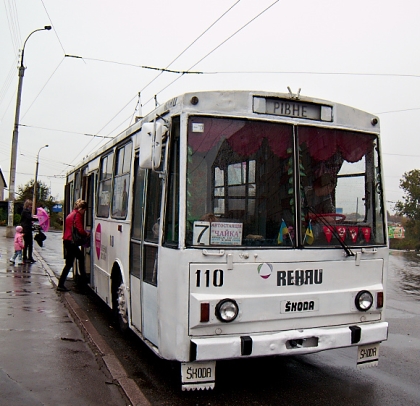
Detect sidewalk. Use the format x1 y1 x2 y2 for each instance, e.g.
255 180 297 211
0 227 135 405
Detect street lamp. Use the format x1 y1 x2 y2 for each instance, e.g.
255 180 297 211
32 144 49 215
6 25 52 238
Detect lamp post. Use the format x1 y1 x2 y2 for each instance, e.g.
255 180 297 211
6 25 52 238
32 144 49 216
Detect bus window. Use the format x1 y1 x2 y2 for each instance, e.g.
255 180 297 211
131 158 146 242
97 152 114 218
186 117 294 247
164 118 180 247
143 169 162 286
144 170 162 242
74 171 81 205
112 142 132 219
299 127 385 246
143 245 158 286
130 158 146 279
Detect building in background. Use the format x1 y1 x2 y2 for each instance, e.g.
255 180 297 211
0 169 7 201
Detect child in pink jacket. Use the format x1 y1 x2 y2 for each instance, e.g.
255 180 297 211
10 225 25 265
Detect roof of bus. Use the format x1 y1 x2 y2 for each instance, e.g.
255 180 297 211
66 90 379 176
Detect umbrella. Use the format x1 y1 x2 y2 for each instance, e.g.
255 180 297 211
36 207 50 232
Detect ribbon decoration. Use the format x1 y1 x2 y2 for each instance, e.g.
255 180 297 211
361 227 371 243
348 226 359 243
336 226 347 242
323 226 334 243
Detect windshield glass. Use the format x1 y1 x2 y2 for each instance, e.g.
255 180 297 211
186 116 385 248
299 126 385 247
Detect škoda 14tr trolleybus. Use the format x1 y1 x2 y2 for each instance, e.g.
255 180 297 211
64 90 388 390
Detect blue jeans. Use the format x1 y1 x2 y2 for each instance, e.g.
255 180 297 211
10 250 23 263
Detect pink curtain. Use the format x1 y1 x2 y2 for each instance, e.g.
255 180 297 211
188 118 374 162
188 118 292 158
298 127 374 163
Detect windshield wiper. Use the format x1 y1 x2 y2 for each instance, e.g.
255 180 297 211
306 206 355 257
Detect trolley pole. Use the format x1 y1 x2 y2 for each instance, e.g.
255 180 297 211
6 26 51 238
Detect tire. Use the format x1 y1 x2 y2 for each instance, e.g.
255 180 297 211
113 276 129 333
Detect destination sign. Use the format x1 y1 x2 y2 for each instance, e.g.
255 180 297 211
253 97 332 122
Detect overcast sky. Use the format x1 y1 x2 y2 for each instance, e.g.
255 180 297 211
1 0 419 212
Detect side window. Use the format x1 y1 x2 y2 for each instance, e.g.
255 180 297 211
112 142 132 218
97 152 114 217
144 170 162 242
130 157 146 279
74 171 81 206
164 117 180 247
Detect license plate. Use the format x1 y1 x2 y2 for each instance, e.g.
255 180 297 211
181 361 215 391
357 343 380 369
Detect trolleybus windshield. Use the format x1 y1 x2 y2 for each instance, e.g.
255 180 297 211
186 116 385 248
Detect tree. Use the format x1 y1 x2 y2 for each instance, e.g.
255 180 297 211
15 179 63 230
16 179 52 208
395 169 420 245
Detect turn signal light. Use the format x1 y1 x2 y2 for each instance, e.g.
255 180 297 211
377 292 384 308
200 303 210 322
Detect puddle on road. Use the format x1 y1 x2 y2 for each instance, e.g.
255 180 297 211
390 251 420 299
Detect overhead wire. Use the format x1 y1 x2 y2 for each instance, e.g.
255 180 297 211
40 0 66 54
74 0 244 162
68 94 140 167
0 0 22 149
17 0 69 121
95 0 270 139
201 70 420 78
142 0 280 109
20 57 65 120
3 0 22 58
18 124 113 139
10 0 21 44
0 57 19 120
0 57 18 105
84 0 243 141
137 0 242 98
58 57 420 81
375 107 420 115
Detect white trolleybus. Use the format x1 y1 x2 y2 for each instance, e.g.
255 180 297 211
64 90 388 390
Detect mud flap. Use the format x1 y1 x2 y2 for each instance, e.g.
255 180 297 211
357 342 380 369
181 361 216 391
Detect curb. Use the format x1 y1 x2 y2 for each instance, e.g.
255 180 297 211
34 249 151 406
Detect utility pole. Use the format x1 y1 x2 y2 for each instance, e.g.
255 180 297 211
6 26 51 238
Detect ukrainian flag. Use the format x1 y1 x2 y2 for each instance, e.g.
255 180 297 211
277 219 288 244
305 221 314 245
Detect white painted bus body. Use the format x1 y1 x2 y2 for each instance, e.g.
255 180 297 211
65 90 388 389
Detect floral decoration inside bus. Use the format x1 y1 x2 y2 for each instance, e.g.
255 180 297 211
186 116 386 248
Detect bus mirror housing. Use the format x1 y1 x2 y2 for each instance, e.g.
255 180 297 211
139 122 163 170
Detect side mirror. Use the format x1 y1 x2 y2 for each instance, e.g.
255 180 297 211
139 122 163 169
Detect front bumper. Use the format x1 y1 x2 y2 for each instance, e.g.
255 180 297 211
190 322 388 361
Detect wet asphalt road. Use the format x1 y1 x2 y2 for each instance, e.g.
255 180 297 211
0 229 128 406
39 232 420 405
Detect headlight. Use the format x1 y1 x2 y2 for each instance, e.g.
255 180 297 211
355 290 373 311
215 299 239 322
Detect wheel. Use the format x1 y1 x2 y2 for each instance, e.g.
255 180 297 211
113 277 129 332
